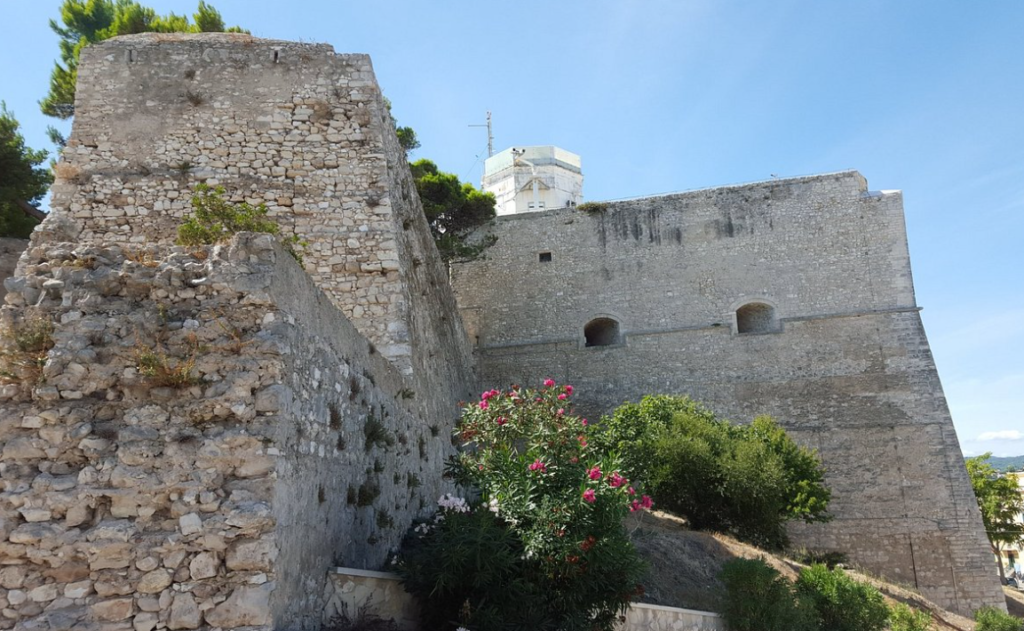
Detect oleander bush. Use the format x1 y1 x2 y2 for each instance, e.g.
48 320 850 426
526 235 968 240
396 380 649 631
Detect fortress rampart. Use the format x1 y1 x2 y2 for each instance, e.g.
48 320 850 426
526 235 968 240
0 34 474 630
451 171 1005 614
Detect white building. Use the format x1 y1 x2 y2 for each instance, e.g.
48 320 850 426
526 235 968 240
481 146 583 216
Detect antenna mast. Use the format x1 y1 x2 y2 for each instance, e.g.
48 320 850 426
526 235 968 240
469 111 494 158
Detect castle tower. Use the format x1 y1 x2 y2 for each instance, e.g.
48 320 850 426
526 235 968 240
451 171 1006 615
481 146 583 215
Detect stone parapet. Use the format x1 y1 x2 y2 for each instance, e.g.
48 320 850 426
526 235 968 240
0 234 461 630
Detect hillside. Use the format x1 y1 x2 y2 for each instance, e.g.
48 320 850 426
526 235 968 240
983 455 1024 472
630 510 1017 631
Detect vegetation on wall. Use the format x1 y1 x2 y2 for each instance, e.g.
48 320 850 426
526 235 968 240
0 104 51 238
966 453 1024 583
596 395 831 549
176 184 306 261
395 381 648 631
43 1 245 121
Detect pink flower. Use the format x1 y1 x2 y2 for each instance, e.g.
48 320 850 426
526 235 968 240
558 393 567 401
479 400 488 410
570 457 579 464
588 466 602 481
641 495 653 509
630 500 640 513
577 435 588 448
582 489 596 503
543 378 556 388
496 416 507 426
481 390 492 401
607 472 626 488
565 385 574 395
528 459 547 473
581 419 588 426
557 408 565 416
627 486 636 496
490 389 499 397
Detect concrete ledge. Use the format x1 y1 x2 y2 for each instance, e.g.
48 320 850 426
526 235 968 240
326 567 725 630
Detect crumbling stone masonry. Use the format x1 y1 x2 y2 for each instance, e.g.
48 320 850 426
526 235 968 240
0 33 474 630
450 172 1006 615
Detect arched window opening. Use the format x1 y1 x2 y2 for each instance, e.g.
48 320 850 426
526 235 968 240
736 303 777 334
584 318 620 347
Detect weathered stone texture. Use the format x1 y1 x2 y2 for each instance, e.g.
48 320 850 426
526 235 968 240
35 32 469 375
451 171 1004 614
0 239 28 304
0 32 474 631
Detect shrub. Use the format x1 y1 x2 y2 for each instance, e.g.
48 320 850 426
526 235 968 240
974 607 1024 631
176 184 307 261
177 183 280 246
0 316 55 384
889 603 933 631
598 395 830 549
718 558 818 631
796 564 889 631
396 381 648 631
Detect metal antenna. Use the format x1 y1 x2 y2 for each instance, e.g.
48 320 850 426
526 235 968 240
469 111 493 157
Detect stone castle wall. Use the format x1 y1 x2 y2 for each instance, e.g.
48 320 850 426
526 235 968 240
0 239 28 305
0 33 475 630
40 32 463 374
450 171 1004 614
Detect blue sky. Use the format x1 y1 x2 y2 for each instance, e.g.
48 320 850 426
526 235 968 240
3 1 1022 457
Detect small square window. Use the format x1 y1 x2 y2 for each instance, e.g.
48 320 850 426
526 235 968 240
539 252 552 263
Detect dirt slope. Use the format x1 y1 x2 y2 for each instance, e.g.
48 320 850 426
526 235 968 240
630 511 994 631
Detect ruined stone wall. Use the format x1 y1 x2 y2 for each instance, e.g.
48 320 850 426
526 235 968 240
0 235 459 630
0 239 28 304
450 171 1004 614
0 33 476 630
36 32 473 375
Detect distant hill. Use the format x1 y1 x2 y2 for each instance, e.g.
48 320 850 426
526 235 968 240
966 455 1024 472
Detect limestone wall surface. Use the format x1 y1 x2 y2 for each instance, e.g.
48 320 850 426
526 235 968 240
0 32 476 630
35 32 475 376
0 239 28 304
450 171 1004 615
0 235 461 630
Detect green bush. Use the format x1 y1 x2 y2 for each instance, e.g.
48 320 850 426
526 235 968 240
177 183 281 246
598 395 830 549
718 558 818 631
974 606 1024 631
888 603 933 631
796 564 889 631
176 184 306 262
396 381 648 631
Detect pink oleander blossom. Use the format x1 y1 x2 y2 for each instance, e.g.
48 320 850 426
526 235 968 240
577 435 588 447
607 472 626 488
496 416 507 426
581 418 588 426
588 466 602 481
627 486 636 496
479 400 488 410
641 495 653 509
543 378 556 387
565 385 573 394
582 489 596 503
528 459 547 473
557 408 565 416
558 393 567 401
